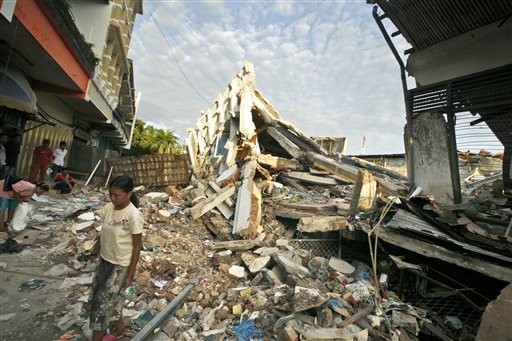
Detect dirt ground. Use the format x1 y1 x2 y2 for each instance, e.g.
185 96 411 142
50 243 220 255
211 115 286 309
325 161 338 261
0 251 87 341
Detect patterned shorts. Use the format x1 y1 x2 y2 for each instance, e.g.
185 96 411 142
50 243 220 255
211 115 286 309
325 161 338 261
89 258 129 331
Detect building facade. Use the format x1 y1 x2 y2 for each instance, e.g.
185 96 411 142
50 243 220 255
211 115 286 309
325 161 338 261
0 0 142 178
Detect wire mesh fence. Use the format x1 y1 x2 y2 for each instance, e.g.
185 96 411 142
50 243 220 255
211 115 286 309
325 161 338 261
289 239 340 258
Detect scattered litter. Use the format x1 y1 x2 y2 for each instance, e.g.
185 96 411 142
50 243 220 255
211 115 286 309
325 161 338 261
0 313 16 321
19 279 46 292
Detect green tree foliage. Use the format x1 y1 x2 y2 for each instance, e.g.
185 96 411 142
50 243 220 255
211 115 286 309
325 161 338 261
126 119 183 156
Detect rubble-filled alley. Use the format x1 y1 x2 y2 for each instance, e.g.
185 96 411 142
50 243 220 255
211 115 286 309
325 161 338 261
1 62 511 341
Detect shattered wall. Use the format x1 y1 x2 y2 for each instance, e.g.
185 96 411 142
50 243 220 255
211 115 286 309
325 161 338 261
106 153 189 187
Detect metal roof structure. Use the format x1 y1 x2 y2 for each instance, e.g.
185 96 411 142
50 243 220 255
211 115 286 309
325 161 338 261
372 0 512 190
372 0 512 52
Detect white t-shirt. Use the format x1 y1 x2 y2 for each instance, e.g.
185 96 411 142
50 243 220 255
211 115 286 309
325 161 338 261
53 148 67 166
100 202 143 266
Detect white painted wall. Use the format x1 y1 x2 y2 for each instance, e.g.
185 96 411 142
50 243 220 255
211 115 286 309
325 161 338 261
68 1 113 59
406 20 512 86
35 91 75 126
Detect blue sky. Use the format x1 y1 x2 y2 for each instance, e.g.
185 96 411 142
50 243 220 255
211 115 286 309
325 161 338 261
128 1 414 155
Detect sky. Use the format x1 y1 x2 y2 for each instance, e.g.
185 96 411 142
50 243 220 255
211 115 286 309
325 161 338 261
128 0 415 155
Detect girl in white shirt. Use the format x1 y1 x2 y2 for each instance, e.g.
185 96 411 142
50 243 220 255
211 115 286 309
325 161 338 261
88 176 143 340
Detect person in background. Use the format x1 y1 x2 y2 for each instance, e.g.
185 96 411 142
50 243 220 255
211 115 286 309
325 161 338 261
0 179 48 233
53 168 75 194
88 176 143 340
2 134 22 178
28 138 53 183
0 134 7 177
52 141 67 175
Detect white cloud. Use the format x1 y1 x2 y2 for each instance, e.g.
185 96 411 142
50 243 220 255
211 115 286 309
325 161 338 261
128 0 413 154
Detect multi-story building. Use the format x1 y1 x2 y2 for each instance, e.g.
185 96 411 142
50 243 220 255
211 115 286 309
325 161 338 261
0 0 142 178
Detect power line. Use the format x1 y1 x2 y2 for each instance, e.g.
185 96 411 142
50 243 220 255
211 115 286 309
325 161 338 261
143 4 212 106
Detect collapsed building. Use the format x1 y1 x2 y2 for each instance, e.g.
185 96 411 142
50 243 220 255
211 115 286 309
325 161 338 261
1 1 510 340
176 60 511 340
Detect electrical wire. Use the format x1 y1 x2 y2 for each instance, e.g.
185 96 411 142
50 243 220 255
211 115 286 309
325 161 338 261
143 3 212 106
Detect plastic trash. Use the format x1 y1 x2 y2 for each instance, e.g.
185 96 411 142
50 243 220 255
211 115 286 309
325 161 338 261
19 279 46 291
11 202 34 231
234 319 266 341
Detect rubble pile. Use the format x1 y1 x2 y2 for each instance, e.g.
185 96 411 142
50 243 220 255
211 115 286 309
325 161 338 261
1 62 510 341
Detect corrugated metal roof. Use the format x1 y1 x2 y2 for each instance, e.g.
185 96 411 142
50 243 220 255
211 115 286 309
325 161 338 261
375 0 512 51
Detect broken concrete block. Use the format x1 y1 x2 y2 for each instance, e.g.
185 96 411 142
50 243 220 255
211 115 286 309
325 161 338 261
240 288 252 297
254 247 279 256
248 256 271 274
258 154 300 171
216 164 239 187
158 209 171 220
271 265 288 283
241 252 256 268
214 240 257 251
228 265 245 279
262 268 282 286
232 304 243 316
349 169 377 215
140 192 170 205
346 282 371 302
233 178 262 238
328 257 355 275
392 310 419 336
162 317 182 338
274 253 311 279
191 184 235 220
302 326 361 340
189 188 207 204
280 323 299 341
293 286 327 312
297 216 348 233
318 307 333 327
308 257 329 273
211 250 232 265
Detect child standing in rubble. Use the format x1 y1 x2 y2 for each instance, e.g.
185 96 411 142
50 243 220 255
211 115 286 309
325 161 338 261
88 175 143 341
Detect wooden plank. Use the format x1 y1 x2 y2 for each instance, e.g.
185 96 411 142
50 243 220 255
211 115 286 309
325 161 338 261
336 305 374 329
349 170 377 215
267 126 304 159
214 240 257 251
205 185 234 219
275 203 343 219
308 152 359 183
340 155 409 182
368 224 512 282
232 178 262 238
308 152 407 196
298 216 349 233
208 181 234 207
257 154 300 171
284 171 339 186
191 185 235 220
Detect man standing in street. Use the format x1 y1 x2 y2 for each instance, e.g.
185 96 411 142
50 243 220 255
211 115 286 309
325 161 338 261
52 141 68 175
29 138 53 183
2 134 22 179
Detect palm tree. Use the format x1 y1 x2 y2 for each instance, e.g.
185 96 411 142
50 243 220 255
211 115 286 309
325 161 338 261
148 129 178 154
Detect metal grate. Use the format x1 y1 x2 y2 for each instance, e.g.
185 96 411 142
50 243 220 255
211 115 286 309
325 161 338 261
409 65 512 115
409 295 483 335
289 239 340 258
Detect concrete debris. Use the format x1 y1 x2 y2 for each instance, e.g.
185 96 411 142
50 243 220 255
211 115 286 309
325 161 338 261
1 63 509 341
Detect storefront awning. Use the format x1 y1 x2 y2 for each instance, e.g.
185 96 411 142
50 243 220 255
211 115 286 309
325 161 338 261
0 64 37 114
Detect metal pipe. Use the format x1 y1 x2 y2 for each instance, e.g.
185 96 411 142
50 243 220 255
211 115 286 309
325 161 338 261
131 278 200 341
85 159 102 187
372 6 415 187
446 87 462 204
